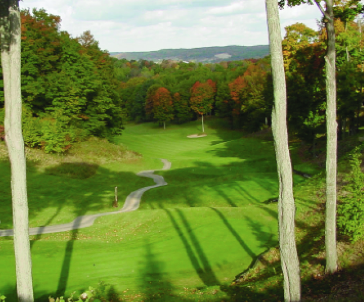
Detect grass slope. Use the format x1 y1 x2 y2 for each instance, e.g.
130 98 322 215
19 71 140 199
0 119 317 301
116 119 317 209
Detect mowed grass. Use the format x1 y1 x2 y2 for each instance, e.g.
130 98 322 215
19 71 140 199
0 138 160 229
115 119 317 209
0 118 318 301
1 207 278 301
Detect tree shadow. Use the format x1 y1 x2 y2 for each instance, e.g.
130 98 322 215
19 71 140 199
56 229 79 296
0 159 155 300
45 162 99 179
137 238 176 301
143 159 279 210
210 208 255 259
164 208 220 287
219 199 338 301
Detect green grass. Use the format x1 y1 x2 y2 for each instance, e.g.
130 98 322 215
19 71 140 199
1 207 278 300
115 119 318 209
0 118 319 301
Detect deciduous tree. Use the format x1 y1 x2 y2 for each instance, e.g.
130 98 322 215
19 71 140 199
279 0 359 275
266 0 301 301
146 86 174 129
0 0 34 300
190 79 216 133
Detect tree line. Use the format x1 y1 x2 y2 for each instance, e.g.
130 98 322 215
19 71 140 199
116 14 364 157
1 6 363 157
0 8 123 153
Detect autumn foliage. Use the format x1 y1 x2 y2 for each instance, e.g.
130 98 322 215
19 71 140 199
146 87 174 127
190 79 216 116
229 63 268 115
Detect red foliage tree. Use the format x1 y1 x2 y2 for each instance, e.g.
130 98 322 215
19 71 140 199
190 79 216 132
146 86 174 129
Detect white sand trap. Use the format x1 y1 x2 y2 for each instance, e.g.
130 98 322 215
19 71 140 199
187 134 207 138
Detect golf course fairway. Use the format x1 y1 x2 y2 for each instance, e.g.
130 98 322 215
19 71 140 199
0 119 316 301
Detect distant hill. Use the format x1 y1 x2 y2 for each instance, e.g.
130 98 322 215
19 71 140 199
109 45 270 63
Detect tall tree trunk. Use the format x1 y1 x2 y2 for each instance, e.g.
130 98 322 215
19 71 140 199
322 0 338 274
265 1 301 301
0 1 34 301
201 114 204 133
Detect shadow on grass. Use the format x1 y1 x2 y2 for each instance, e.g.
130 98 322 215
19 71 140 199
138 239 176 301
142 159 279 210
210 208 255 259
56 229 79 296
219 200 334 301
0 159 153 300
164 208 220 287
45 162 99 179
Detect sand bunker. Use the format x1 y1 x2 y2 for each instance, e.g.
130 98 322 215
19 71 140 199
187 134 207 138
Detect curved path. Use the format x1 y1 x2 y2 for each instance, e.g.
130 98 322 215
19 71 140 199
0 159 171 237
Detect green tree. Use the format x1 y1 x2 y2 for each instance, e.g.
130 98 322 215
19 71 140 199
173 92 191 124
0 1 34 300
280 0 355 275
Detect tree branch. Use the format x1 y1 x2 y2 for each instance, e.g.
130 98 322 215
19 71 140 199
314 0 331 20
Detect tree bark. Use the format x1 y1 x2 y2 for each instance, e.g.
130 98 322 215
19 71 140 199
323 0 338 274
265 1 301 301
0 1 34 301
202 114 204 133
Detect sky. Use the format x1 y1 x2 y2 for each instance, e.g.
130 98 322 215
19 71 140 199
19 0 326 53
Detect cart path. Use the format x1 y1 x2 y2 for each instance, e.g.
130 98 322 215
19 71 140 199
0 159 171 237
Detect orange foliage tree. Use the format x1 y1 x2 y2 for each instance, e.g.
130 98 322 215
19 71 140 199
190 79 216 132
229 63 270 131
146 86 174 129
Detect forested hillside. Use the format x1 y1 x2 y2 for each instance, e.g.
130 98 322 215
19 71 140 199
110 45 270 63
0 9 123 153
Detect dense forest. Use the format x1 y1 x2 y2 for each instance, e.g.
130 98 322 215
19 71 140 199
0 7 363 157
0 9 123 153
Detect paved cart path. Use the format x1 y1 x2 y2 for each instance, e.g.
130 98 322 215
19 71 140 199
0 159 171 237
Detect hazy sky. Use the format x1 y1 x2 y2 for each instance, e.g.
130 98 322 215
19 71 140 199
19 0 326 53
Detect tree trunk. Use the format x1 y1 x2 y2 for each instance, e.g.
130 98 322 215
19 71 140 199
338 116 343 140
323 0 338 274
265 1 301 301
201 114 205 133
0 1 34 301
163 121 165 130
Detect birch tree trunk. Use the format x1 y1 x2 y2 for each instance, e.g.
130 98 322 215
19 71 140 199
0 1 34 301
265 1 301 301
322 0 338 274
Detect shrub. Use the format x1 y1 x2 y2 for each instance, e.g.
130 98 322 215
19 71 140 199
337 148 364 242
22 107 42 148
